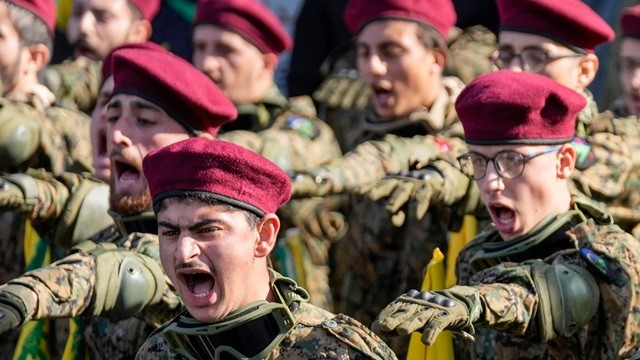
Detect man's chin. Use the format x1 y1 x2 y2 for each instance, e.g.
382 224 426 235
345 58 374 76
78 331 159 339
109 190 153 216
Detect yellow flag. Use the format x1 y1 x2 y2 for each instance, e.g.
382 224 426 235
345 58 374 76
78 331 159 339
405 215 478 360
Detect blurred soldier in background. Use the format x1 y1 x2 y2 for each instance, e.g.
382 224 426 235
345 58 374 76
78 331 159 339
610 5 640 118
43 0 160 113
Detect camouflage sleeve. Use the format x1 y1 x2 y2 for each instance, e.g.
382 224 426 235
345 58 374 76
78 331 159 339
6 235 181 327
444 25 497 84
219 113 342 172
44 106 93 172
43 57 102 114
294 134 460 196
136 331 186 360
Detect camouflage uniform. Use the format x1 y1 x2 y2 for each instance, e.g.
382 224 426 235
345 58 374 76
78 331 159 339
454 197 640 359
0 88 92 356
43 56 103 114
136 271 398 360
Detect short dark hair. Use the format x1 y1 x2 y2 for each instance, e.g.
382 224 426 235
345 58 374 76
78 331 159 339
5 1 53 54
415 22 448 58
154 194 262 229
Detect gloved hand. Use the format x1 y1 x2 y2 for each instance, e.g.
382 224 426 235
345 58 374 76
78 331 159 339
372 287 479 345
299 203 347 244
361 170 441 227
0 178 26 211
0 286 30 334
314 69 370 111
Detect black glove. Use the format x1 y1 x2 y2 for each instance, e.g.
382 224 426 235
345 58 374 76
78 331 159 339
0 288 28 334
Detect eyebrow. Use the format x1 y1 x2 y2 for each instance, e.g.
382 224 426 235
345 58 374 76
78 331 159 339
158 218 224 232
106 99 164 112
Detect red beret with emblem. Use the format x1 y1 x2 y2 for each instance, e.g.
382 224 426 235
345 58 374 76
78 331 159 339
129 0 160 21
10 0 56 35
456 70 586 145
496 0 614 53
343 0 456 40
143 138 291 216
111 48 237 137
101 42 167 81
195 0 291 55
621 5 640 39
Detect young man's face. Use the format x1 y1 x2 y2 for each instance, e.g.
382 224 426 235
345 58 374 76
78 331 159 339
157 200 264 322
356 20 442 120
67 0 138 60
0 3 30 96
91 75 113 182
192 24 267 104
496 31 587 92
469 143 569 241
619 37 640 117
106 94 190 215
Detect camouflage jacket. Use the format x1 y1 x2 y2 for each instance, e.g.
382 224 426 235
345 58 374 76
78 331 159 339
43 56 102 114
136 272 397 360
454 198 640 359
292 77 466 197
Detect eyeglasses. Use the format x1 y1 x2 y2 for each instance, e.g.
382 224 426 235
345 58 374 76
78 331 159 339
457 146 562 180
491 47 586 73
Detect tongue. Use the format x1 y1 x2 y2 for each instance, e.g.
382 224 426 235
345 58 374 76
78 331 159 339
497 208 515 223
192 276 215 295
119 170 139 181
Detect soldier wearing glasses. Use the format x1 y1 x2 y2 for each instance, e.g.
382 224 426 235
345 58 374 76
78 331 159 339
371 70 640 359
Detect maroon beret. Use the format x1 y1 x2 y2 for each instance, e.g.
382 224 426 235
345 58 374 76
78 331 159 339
143 138 291 216
112 48 237 137
621 5 640 39
129 0 160 21
101 42 167 81
10 0 55 35
456 70 586 145
344 0 456 40
496 0 614 53
195 0 291 55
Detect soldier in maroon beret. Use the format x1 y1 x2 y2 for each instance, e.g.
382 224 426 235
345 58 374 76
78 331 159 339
133 137 396 359
612 5 640 118
373 70 640 359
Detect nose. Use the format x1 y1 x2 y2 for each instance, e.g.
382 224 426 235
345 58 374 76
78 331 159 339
505 55 525 72
78 11 94 36
479 160 504 193
360 54 386 78
108 118 133 149
176 234 201 262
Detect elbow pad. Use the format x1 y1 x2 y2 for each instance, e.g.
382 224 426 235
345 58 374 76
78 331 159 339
0 107 40 171
79 242 166 320
531 261 600 342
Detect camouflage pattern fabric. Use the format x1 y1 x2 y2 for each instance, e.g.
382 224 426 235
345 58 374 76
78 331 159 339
136 272 398 360
3 227 183 359
454 199 640 359
43 56 102 114
444 25 497 84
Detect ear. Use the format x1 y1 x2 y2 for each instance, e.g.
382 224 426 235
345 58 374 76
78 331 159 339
576 53 598 90
431 47 446 74
26 43 50 69
262 52 279 72
254 213 280 258
126 20 153 43
557 144 576 179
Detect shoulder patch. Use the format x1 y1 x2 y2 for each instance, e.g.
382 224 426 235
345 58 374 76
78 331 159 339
285 115 319 140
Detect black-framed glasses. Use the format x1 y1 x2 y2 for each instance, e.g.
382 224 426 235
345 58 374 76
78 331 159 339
491 46 586 73
457 146 562 180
